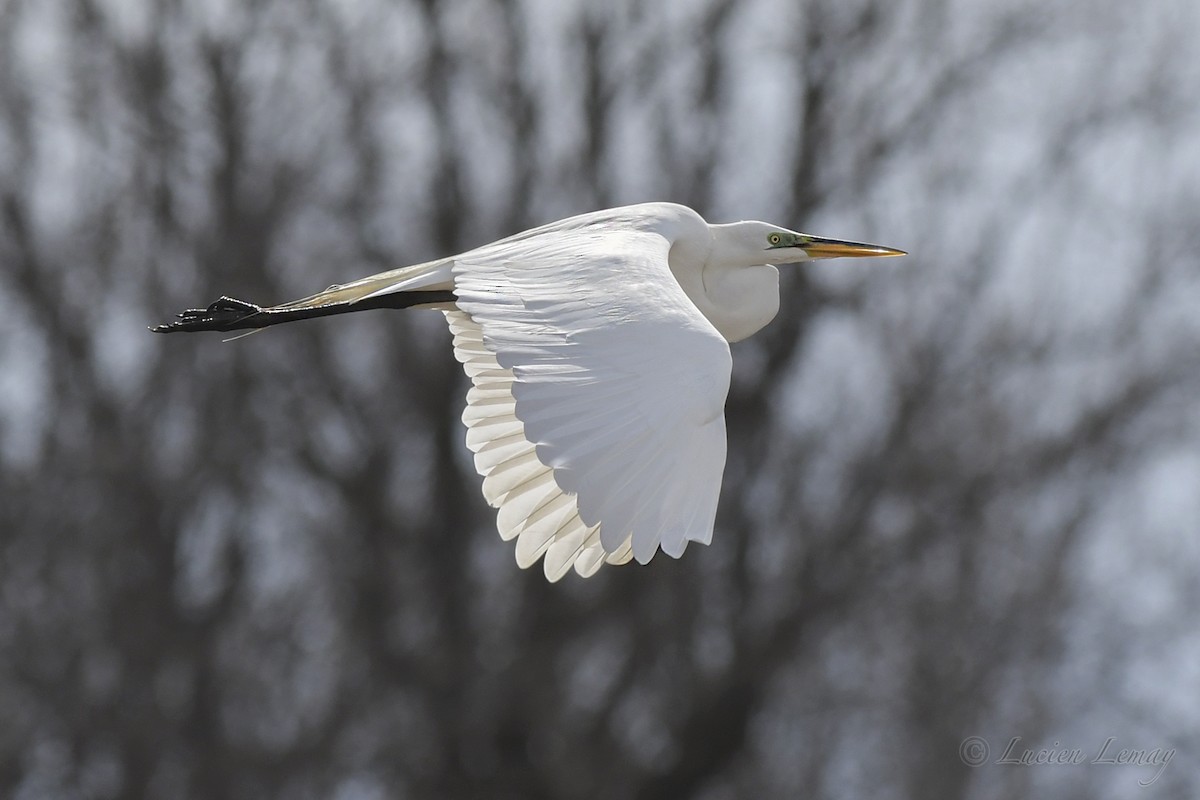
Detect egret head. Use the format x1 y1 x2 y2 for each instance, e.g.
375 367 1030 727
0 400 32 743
711 220 906 268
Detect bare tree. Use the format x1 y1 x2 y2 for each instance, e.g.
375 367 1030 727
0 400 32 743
0 0 1196 798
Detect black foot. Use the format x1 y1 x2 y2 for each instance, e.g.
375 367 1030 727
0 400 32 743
151 296 264 333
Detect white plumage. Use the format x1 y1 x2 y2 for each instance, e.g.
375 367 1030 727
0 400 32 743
447 227 730 579
155 202 905 580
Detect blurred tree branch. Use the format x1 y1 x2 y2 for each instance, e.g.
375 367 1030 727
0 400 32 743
0 1 1196 799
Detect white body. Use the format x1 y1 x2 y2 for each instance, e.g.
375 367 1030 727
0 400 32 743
281 202 901 580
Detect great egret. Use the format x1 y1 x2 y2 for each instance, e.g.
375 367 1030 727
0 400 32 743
154 202 904 581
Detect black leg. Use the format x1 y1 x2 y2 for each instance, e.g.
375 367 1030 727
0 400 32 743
151 289 458 334
151 296 265 333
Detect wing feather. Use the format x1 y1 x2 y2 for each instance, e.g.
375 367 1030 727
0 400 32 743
515 503 582 568
496 474 563 538
445 228 731 577
573 537 608 578
543 523 595 582
480 451 548 505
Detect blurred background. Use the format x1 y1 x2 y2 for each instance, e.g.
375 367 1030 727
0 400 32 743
1 0 1198 797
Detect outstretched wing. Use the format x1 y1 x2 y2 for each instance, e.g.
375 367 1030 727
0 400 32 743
448 229 731 580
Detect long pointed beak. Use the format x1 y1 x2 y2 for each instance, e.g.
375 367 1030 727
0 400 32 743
801 236 907 259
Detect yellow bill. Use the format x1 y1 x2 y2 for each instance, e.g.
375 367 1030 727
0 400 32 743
800 236 907 259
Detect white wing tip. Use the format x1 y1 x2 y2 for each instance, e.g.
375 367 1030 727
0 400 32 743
514 529 646 581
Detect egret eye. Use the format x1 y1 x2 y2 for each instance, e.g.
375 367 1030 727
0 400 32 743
768 233 782 246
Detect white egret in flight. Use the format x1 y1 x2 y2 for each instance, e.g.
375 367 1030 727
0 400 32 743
154 203 904 581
